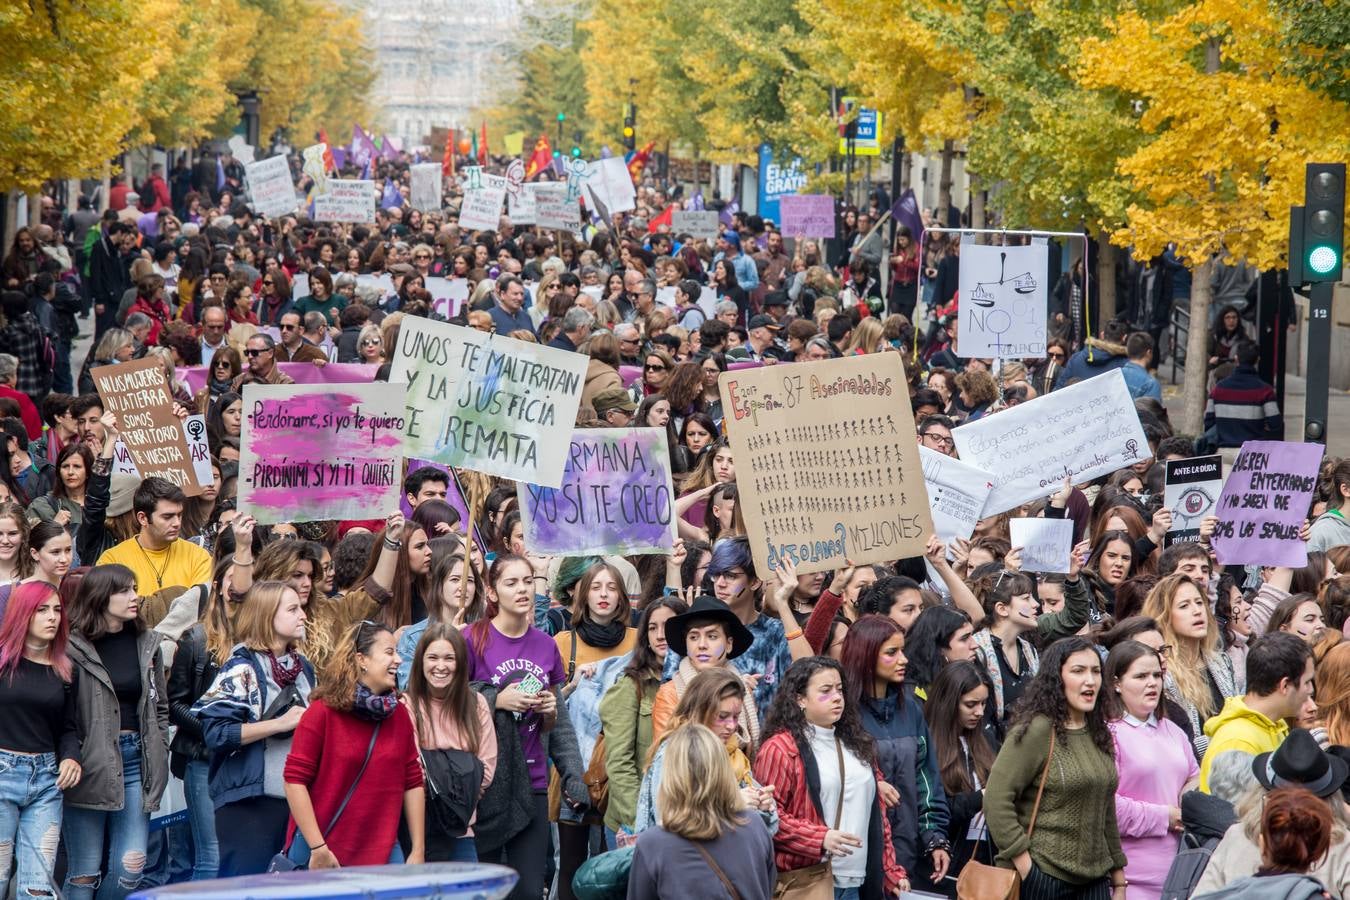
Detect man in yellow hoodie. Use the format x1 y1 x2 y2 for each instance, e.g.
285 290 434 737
1199 631 1314 791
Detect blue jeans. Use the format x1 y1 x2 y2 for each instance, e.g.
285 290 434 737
287 828 403 867
0 749 63 898
63 734 149 900
834 888 860 900
183 760 218 881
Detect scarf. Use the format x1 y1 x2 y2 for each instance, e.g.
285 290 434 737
208 377 232 397
267 650 303 687
674 657 761 750
576 618 627 650
352 682 399 721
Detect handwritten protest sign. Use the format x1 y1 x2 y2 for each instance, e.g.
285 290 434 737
301 143 329 197
720 354 932 576
508 183 537 224
410 163 442 212
919 446 993 544
91 358 204 495
518 428 676 555
244 156 296 220
1211 441 1322 568
672 210 719 241
583 157 637 216
1164 455 1223 546
313 180 375 223
952 369 1148 516
958 243 1048 358
110 414 212 488
424 277 471 319
390 317 586 487
779 195 836 238
239 383 405 525
459 173 508 232
1010 518 1074 573
532 183 582 231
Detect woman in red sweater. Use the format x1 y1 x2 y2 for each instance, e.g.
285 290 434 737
283 620 426 868
753 657 908 900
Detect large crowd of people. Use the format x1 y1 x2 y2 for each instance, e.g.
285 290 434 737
0 145 1338 900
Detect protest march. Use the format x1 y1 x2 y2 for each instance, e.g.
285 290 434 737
0 77 1348 900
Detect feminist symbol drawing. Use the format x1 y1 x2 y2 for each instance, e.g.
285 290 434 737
958 243 1049 358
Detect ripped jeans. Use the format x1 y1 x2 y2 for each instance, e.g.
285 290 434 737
63 734 149 900
0 749 63 898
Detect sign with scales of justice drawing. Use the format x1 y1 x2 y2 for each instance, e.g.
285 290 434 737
958 243 1049 358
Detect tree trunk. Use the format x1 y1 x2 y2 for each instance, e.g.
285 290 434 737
1096 237 1118 323
3 190 20 249
938 141 954 227
1182 256 1218 436
27 192 41 229
971 187 986 230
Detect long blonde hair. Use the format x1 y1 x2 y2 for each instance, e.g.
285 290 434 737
1142 573 1222 718
656 724 747 841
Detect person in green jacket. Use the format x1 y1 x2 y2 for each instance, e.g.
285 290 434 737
983 636 1128 900
598 597 686 843
1199 631 1314 792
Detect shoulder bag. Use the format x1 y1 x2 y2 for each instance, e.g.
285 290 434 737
773 737 845 900
955 728 1057 900
267 721 382 873
691 840 742 900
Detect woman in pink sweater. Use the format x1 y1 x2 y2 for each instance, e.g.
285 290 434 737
1105 640 1199 899
403 621 497 861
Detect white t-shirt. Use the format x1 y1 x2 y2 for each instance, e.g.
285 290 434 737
809 722 875 887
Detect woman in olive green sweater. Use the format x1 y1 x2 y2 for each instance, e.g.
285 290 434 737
598 598 687 840
983 636 1128 900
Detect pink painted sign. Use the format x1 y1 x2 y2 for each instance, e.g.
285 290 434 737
238 382 405 525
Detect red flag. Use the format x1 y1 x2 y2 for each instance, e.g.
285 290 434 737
627 141 656 182
317 129 337 174
647 203 675 233
524 134 553 180
442 127 456 177
478 122 489 165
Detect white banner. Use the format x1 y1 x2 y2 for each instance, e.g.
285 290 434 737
532 183 582 232
245 156 296 219
958 243 1049 358
583 157 637 215
509 183 538 224
952 368 1149 516
671 210 719 240
313 180 375 223
459 173 508 232
410 163 442 212
424 276 471 319
1009 518 1074 573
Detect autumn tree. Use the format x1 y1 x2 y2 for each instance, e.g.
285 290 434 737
1079 0 1350 432
483 0 590 148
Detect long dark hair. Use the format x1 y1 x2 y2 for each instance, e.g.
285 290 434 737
51 443 93 502
763 656 875 767
924 660 996 795
1009 636 1113 756
625 597 688 684
405 621 480 753
839 614 903 710
426 552 485 625
68 563 142 640
905 606 972 690
358 522 431 629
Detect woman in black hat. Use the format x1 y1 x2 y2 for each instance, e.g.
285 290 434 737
1194 729 1350 896
651 595 759 750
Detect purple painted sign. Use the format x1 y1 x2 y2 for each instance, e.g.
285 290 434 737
179 362 378 396
239 383 405 525
517 428 676 556
1211 440 1323 568
779 194 836 239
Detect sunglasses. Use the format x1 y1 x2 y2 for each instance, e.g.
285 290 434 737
361 338 381 347
279 323 298 331
263 280 274 286
244 348 268 358
644 364 667 372
1048 351 1066 361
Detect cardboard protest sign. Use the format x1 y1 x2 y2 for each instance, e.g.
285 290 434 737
952 369 1148 516
518 428 676 556
1009 518 1074 573
779 195 836 238
390 317 587 487
1211 441 1322 568
239 383 405 525
1164 455 1223 546
90 358 204 495
459 173 508 232
532 183 582 231
410 163 442 212
919 446 993 544
958 243 1049 358
719 353 932 576
244 156 296 220
672 210 719 241
183 415 214 488
313 180 375 223
424 277 471 319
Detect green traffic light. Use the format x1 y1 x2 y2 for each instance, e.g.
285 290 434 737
557 113 566 122
571 146 582 158
1309 245 1339 275
552 150 561 158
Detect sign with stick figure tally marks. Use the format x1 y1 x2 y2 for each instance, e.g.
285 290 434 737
957 243 1049 358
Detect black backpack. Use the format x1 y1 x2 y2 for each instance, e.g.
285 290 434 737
1159 832 1220 899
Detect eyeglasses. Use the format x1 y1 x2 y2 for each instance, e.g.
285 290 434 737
921 432 955 447
1156 644 1174 658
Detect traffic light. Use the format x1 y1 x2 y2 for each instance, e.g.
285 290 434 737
1302 163 1345 282
571 146 582 158
622 102 636 152
557 112 566 123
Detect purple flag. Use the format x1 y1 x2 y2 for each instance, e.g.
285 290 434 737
331 147 347 170
718 200 739 228
890 188 925 247
380 179 403 210
379 134 398 162
215 156 226 192
691 191 704 211
351 125 376 168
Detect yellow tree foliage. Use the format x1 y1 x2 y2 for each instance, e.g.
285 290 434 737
1079 0 1350 430
0 0 154 193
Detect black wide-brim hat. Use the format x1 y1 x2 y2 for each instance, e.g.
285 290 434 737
1253 728 1349 799
666 595 755 661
